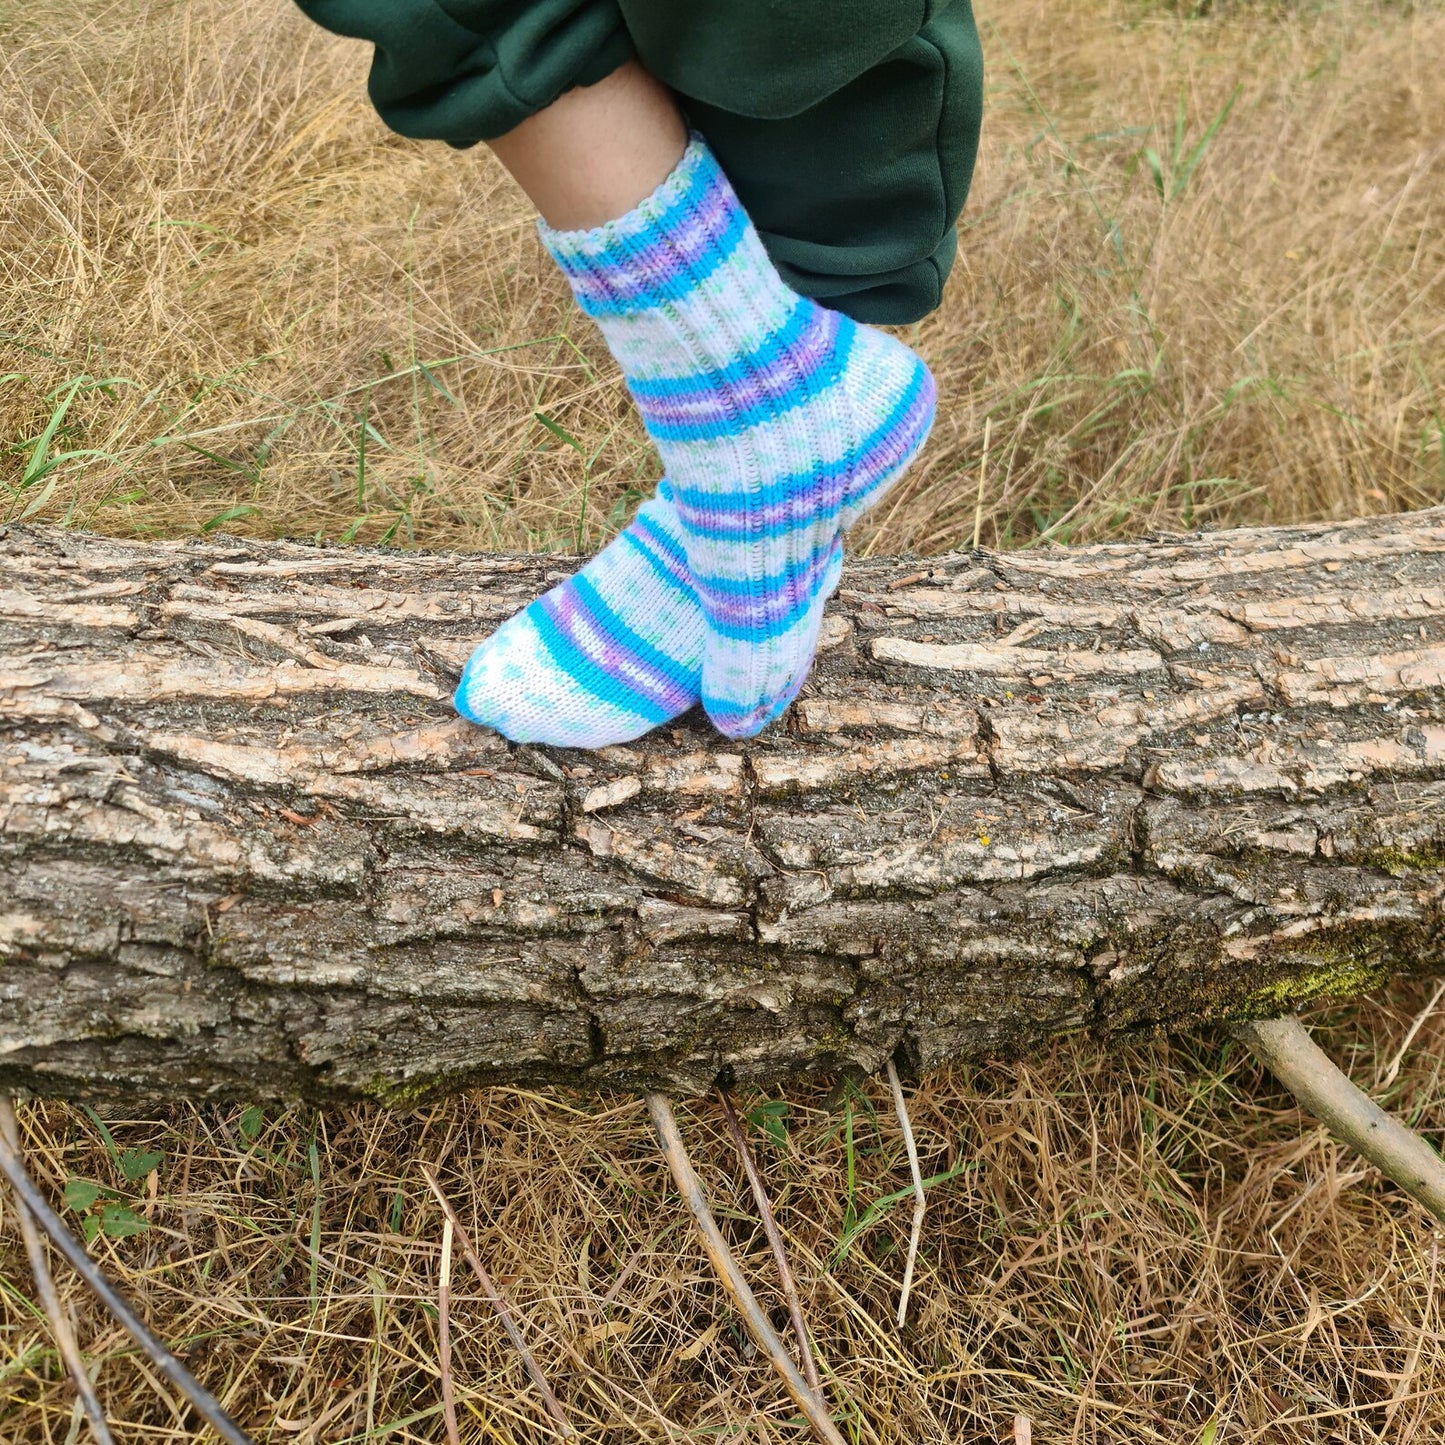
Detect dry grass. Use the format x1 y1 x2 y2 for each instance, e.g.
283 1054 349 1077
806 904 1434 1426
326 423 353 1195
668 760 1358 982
4 986 1445 1442
4 0 1445 1440
2 0 1442 550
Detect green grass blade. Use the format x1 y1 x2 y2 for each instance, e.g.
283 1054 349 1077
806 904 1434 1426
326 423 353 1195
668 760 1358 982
201 503 259 533
9 474 57 522
1172 86 1241 202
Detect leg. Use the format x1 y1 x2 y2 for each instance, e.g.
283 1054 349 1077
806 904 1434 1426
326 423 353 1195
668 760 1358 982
464 63 893 743
293 0 953 743
487 60 685 229
452 64 712 747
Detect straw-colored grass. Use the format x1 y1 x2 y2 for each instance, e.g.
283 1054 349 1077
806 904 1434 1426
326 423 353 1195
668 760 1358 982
3 0 1444 1439
4 987 1445 1442
2 0 1441 548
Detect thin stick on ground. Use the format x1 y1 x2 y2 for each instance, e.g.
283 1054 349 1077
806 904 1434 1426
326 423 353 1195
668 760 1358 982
0 1099 114 1445
717 1088 825 1401
885 1061 928 1329
418 1163 575 1440
646 1093 848 1445
1379 978 1445 1089
1233 1016 1445 1224
0 1102 252 1445
437 1216 461 1445
972 414 992 552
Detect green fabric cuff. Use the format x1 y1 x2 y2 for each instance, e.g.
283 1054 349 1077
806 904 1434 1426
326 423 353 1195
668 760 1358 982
295 0 634 147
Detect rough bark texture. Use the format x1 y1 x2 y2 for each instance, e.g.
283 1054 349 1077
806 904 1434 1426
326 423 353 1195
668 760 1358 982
2 512 1442 1104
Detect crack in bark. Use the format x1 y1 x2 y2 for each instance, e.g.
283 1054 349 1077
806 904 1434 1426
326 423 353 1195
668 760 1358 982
2 516 1443 1101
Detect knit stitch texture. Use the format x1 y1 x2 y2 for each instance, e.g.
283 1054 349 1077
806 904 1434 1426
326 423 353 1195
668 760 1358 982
540 135 936 738
454 483 706 748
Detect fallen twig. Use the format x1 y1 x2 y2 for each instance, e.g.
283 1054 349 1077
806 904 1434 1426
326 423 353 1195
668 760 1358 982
1233 1015 1445 1223
0 1102 252 1444
0 1100 113 1443
885 1061 927 1328
646 1093 847 1445
1379 979 1445 1089
972 414 992 551
419 1163 575 1439
438 1217 461 1445
717 1089 824 1400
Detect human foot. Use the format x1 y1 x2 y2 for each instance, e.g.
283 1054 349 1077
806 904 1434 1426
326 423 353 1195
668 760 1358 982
454 483 702 748
539 136 935 739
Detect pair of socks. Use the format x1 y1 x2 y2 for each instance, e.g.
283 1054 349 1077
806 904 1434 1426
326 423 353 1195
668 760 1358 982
456 135 936 748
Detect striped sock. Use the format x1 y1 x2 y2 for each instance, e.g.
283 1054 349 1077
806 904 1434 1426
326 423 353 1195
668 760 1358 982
454 483 703 748
540 134 935 738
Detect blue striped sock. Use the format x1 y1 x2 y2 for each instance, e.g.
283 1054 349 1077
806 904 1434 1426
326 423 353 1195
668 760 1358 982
454 484 703 748
540 135 935 738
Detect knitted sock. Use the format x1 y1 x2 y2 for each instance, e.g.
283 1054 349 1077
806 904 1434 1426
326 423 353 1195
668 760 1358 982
454 483 705 748
541 135 935 739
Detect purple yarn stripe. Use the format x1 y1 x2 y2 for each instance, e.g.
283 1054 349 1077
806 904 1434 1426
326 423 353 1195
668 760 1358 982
669 371 936 539
548 162 741 315
632 308 843 435
540 587 697 715
694 546 839 633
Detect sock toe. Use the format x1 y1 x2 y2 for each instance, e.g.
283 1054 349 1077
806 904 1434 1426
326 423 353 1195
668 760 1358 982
834 334 938 534
455 613 664 748
453 492 704 750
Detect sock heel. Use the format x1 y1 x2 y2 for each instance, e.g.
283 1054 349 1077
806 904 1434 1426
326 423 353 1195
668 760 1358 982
834 327 937 535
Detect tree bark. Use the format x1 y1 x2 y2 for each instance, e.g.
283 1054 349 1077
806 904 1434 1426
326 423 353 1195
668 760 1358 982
1 512 1442 1104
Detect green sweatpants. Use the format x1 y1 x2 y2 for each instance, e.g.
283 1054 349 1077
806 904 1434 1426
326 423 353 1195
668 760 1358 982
293 0 984 324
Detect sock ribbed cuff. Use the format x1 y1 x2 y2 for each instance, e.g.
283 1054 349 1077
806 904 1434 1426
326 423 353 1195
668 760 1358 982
537 135 741 319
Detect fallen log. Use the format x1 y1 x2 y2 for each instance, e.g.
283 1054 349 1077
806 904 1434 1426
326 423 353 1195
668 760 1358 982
1 511 1441 1104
